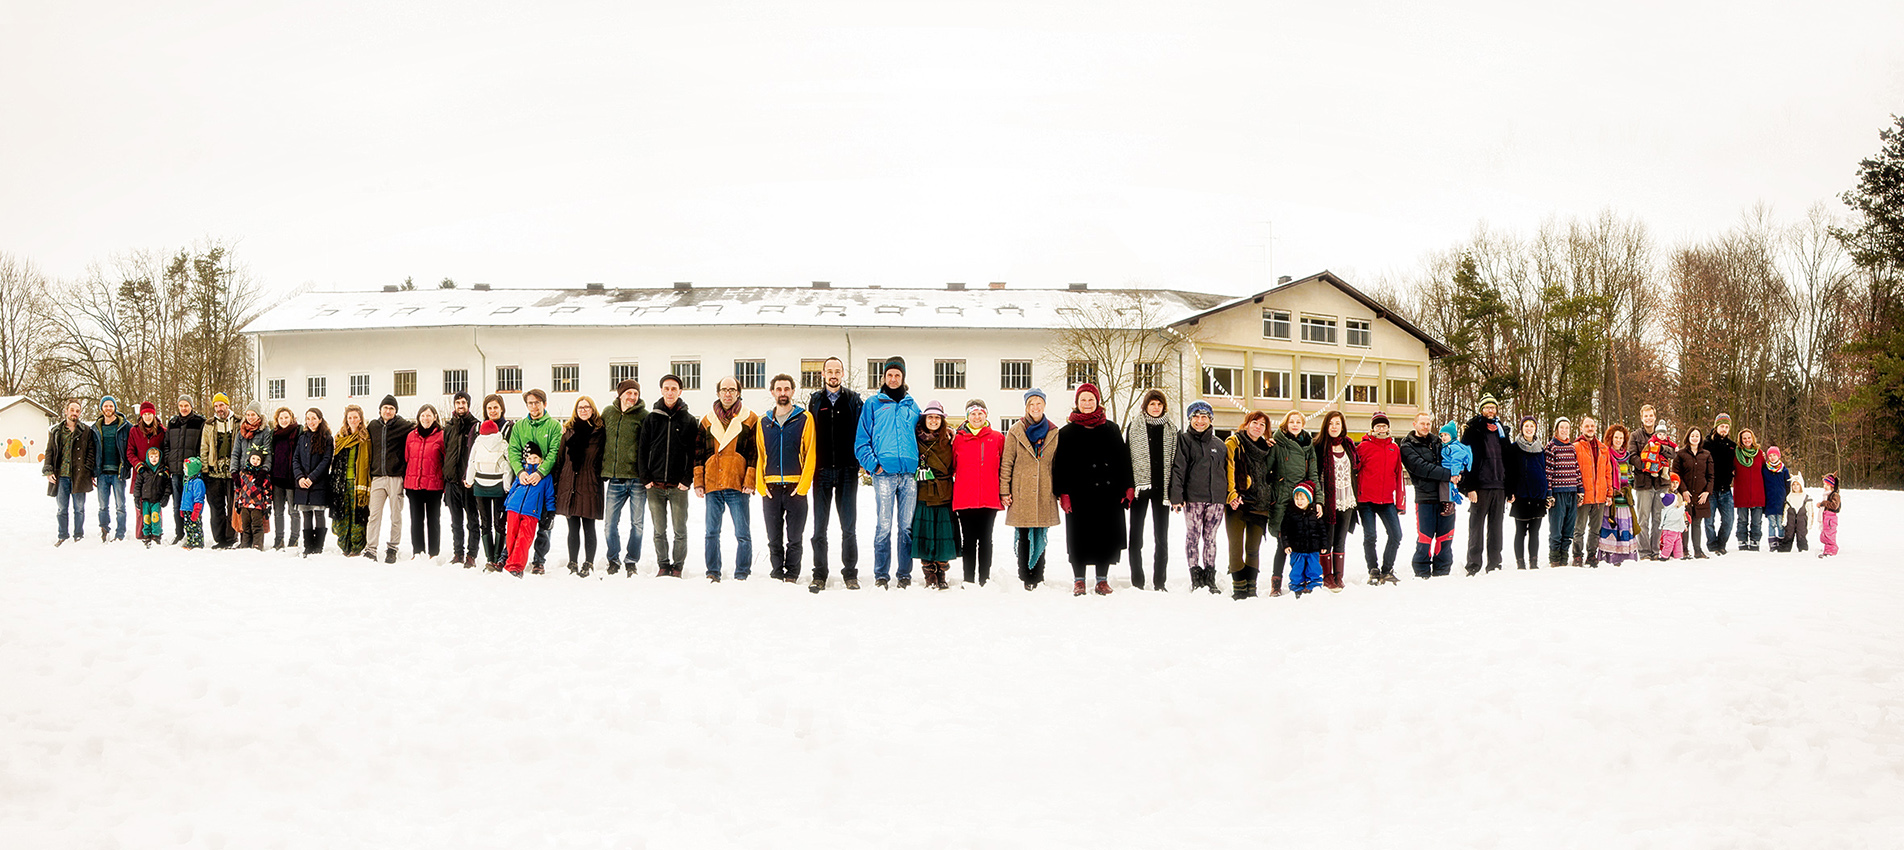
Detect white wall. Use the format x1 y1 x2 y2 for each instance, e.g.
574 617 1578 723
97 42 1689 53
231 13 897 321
2 405 55 464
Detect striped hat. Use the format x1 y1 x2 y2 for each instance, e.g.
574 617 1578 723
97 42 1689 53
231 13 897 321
1293 480 1315 505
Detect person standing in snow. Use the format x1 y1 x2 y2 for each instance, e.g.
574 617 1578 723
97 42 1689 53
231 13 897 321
1817 473 1841 558
1122 389 1177 591
269 407 302 551
1458 395 1515 575
1169 401 1228 594
1544 417 1581 567
1223 411 1275 598
133 446 169 548
1002 388 1061 591
1671 426 1713 560
855 356 922 589
1311 410 1358 592
463 419 511 571
1703 414 1738 555
1731 429 1767 551
910 400 958 591
164 396 205 544
950 399 1004 588
1658 488 1688 560
1631 405 1677 561
507 389 563 573
807 357 864 591
695 377 758 582
200 393 239 549
45 400 96 546
1595 423 1639 566
1760 446 1792 548
1352 411 1406 586
756 375 816 588
1400 411 1457 578
641 375 698 578
363 394 413 563
501 441 557 577
91 396 130 543
554 396 606 576
291 408 333 557
331 405 373 558
229 402 275 551
1262 410 1319 596
1507 414 1549 570
1281 482 1328 598
600 380 648 577
180 456 207 550
440 392 482 569
1571 416 1615 567
403 404 446 563
127 401 167 541
1051 383 1133 596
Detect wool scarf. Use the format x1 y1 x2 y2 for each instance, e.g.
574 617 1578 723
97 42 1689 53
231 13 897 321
1068 406 1106 428
1736 442 1760 468
1023 415 1051 456
1124 414 1179 491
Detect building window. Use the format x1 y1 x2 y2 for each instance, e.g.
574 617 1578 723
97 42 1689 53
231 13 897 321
496 366 523 393
609 362 639 392
552 364 580 393
349 374 371 397
1346 382 1378 404
266 378 285 401
443 369 469 397
1255 369 1290 400
1301 316 1338 345
996 416 1019 432
1132 361 1164 390
1262 309 1291 340
307 376 326 399
800 359 825 390
734 359 766 390
934 359 966 390
671 361 701 390
1000 360 1032 390
867 359 885 390
1346 319 1372 348
1066 360 1098 390
392 370 417 397
1301 372 1334 402
1202 366 1241 397
1385 378 1418 407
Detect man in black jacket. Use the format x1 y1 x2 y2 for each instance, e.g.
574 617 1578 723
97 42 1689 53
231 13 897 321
1704 413 1738 555
439 391 480 567
806 357 864 589
641 375 698 576
164 395 206 544
363 394 412 563
1400 411 1456 578
1459 395 1517 575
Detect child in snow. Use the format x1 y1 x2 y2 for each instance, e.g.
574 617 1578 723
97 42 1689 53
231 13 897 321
133 446 169 547
501 441 556 577
1439 421 1471 512
1282 481 1329 597
1772 472 1811 553
464 419 512 571
1659 485 1688 560
180 457 207 550
1818 473 1841 558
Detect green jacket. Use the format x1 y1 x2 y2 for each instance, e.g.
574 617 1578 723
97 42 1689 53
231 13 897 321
507 410 563 477
601 399 647 480
1264 429 1317 532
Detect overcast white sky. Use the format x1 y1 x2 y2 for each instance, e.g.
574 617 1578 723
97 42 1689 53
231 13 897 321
3 1 1900 299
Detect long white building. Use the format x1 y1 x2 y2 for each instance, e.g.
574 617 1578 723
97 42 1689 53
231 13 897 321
245 272 1448 434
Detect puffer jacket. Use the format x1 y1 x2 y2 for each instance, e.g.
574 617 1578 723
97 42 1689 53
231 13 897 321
1353 434 1405 507
1168 425 1228 505
950 424 1005 511
463 431 512 499
404 425 446 491
639 398 698 488
854 390 921 476
164 412 205 478
1574 438 1616 505
601 399 647 481
1263 428 1317 531
1399 430 1451 504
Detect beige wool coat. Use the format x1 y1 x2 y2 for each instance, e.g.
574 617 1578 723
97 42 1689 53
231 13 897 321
1000 418 1061 528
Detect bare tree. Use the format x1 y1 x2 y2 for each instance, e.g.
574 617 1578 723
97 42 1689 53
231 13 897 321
0 251 56 399
1045 289 1203 422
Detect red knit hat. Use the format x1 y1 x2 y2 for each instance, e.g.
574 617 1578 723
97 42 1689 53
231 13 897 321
139 401 156 416
480 420 499 435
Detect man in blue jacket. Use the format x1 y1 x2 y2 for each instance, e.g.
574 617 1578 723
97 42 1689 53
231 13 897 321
92 396 132 542
854 356 921 588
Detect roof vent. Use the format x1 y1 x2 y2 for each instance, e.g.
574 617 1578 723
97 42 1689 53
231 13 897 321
946 282 966 291
1278 275 1293 285
673 281 693 290
382 285 399 292
586 282 605 292
811 281 831 289
473 283 491 291
1067 282 1088 291
988 281 1006 290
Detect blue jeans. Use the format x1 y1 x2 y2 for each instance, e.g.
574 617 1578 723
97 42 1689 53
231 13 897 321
604 479 647 564
870 472 916 581
1548 490 1580 562
1736 506 1763 548
1765 510 1784 543
1356 502 1401 576
809 467 859 580
96 473 127 538
1706 490 1734 550
704 489 753 578
54 477 87 540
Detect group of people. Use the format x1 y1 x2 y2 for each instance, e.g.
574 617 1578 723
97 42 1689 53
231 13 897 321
42 363 1848 598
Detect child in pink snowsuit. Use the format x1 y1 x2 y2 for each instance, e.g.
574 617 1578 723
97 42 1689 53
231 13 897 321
1659 490 1687 560
1818 473 1841 557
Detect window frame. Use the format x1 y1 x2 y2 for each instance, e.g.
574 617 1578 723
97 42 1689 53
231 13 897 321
1065 360 1098 391
266 378 285 401
733 359 766 390
307 376 327 399
442 369 469 397
496 366 523 394
1000 360 1033 391
800 359 825 390
1262 308 1291 340
1254 368 1290 400
933 359 967 391
349 373 371 398
1202 366 1241 398
1300 315 1339 345
1132 360 1165 390
392 370 417 397
1345 318 1373 348
1385 378 1418 407
670 361 702 391
551 364 580 394
1300 372 1335 402
609 362 639 393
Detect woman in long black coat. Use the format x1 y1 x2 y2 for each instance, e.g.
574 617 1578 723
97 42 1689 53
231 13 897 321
290 408 334 557
555 396 607 576
1051 383 1134 596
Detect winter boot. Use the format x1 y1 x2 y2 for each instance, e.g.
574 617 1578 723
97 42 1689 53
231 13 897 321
607 560 621 575
1206 567 1222 594
897 577 911 589
385 548 399 564
845 575 861 590
1094 579 1112 596
530 562 544 575
1073 579 1087 596
273 530 284 551
580 562 593 578
809 576 824 594
566 560 580 576
876 578 889 589
1266 568 1282 597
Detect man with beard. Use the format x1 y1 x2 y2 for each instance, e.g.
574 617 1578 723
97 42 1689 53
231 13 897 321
807 356 864 589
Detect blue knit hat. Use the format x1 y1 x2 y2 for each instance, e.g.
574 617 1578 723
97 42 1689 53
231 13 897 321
1187 401 1213 418
1024 388 1047 403
1440 421 1460 441
99 395 116 410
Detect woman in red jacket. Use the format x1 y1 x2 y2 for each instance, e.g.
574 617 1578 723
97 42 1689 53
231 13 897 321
950 399 1006 586
1731 428 1767 551
404 404 447 561
1353 411 1407 585
126 402 167 542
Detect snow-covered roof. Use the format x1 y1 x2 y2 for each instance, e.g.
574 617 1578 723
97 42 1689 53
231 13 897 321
245 285 1233 334
0 396 57 418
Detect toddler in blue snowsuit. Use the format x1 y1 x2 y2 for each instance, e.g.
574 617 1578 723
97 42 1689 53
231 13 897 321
1439 421 1471 508
1282 482 1328 596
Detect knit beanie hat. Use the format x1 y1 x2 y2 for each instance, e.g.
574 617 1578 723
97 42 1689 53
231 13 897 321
1662 491 1677 507
1293 481 1315 505
244 401 261 416
1074 383 1101 405
1369 410 1388 427
1439 421 1460 441
1766 446 1781 461
964 399 987 414
1823 473 1837 489
1554 416 1572 432
480 420 499 436
1714 412 1732 429
615 379 639 395
380 394 398 410
1187 401 1214 418
212 392 230 406
140 401 157 416
524 440 543 458
1478 394 1499 414
453 390 472 405
883 356 906 377
922 400 946 417
100 395 116 410
184 457 202 479
1024 388 1047 404
1520 414 1537 429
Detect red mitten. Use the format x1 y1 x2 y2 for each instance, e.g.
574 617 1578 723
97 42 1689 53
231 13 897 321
1059 495 1072 514
1122 488 1135 505
191 506 202 522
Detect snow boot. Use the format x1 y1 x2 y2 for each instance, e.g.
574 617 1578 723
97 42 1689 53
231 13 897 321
876 578 889 589
1094 580 1112 596
845 576 861 590
1266 569 1281 598
897 577 910 589
566 560 580 576
1206 567 1222 594
385 548 399 564
530 562 544 575
809 576 824 594
1073 579 1087 597
579 562 593 578
607 560 621 575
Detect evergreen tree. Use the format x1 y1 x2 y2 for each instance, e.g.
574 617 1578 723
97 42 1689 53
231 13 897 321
1834 114 1904 483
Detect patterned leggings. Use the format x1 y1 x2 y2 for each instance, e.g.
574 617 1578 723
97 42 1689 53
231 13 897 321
1181 502 1224 568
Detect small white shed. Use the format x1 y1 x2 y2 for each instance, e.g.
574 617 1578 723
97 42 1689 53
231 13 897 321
0 396 58 464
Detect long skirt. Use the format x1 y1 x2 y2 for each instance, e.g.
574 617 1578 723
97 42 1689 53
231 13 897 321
909 503 959 562
334 496 369 557
1597 504 1638 565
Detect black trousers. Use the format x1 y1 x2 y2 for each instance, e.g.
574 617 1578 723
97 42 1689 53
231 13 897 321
763 484 808 579
407 489 442 557
1465 489 1507 572
204 476 234 547
1126 489 1168 587
565 515 597 563
956 508 997 584
1513 516 1542 567
444 480 479 558
475 496 506 564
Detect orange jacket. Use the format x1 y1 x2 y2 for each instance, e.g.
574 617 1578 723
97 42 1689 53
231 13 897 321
1573 437 1615 504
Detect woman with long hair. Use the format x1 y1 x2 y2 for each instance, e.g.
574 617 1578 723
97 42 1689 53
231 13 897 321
1312 410 1359 591
332 405 373 556
291 408 334 557
404 404 446 561
1596 423 1638 566
555 395 607 575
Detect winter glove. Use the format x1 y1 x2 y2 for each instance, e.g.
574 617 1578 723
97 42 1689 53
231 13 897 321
1059 494 1072 514
191 506 202 522
1122 488 1135 505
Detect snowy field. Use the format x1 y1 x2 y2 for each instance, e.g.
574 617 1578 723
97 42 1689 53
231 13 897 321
3 462 1900 849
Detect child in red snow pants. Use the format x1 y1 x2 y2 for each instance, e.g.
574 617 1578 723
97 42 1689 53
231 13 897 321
505 511 540 574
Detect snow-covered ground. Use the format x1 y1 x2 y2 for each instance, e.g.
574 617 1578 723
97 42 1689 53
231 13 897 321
3 462 1900 849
